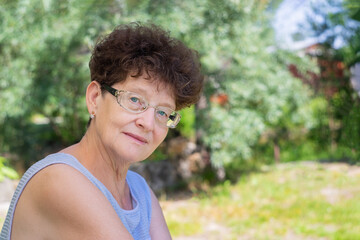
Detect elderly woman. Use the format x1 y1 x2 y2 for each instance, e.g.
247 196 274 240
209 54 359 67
1 23 203 240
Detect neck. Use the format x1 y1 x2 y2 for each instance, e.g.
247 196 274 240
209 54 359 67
60 128 133 210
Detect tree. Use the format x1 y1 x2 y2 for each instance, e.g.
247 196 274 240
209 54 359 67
293 0 360 161
0 0 120 166
0 0 315 173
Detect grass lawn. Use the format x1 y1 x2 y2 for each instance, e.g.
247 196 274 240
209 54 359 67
161 161 360 240
1 161 359 239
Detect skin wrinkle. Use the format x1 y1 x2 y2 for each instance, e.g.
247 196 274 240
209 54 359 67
82 81 142 207
77 124 131 209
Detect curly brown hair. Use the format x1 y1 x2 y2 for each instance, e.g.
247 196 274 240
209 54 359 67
89 22 204 110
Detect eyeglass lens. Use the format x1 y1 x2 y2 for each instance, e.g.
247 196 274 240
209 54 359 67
118 91 180 128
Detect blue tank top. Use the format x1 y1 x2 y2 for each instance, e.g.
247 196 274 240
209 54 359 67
0 153 152 240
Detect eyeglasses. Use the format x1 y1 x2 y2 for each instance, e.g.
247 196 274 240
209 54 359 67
101 84 181 128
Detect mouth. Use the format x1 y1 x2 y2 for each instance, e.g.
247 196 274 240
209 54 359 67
124 132 148 144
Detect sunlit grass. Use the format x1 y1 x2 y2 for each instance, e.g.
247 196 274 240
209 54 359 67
162 162 360 239
1 161 358 239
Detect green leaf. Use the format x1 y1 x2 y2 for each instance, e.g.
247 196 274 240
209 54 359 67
1 166 19 180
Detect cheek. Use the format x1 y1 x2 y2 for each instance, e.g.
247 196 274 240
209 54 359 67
96 112 124 140
154 128 168 145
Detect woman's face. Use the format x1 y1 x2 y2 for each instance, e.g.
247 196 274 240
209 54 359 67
92 75 174 163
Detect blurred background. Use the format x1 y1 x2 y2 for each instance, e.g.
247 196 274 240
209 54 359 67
0 0 360 239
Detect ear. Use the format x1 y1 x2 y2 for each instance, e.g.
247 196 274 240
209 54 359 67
86 81 102 115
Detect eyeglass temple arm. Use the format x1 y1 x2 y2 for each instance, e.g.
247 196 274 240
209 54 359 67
101 84 118 96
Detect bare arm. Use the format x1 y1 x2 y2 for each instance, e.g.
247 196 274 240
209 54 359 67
12 164 134 240
149 189 172 240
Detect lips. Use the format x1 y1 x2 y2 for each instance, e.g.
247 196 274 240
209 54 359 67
124 132 148 144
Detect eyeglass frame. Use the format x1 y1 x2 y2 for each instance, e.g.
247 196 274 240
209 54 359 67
101 83 181 128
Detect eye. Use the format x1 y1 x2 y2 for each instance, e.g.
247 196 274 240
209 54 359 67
126 94 146 110
127 94 144 106
130 97 140 103
157 110 168 117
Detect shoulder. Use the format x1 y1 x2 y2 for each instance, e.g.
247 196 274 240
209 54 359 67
126 170 171 239
12 164 133 240
29 163 102 210
127 170 171 240
149 187 172 239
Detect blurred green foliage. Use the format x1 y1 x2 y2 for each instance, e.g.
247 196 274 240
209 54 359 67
177 106 196 140
197 1 316 169
0 156 18 181
0 0 359 178
296 0 360 163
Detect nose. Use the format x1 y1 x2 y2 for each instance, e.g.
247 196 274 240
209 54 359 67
135 107 156 131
